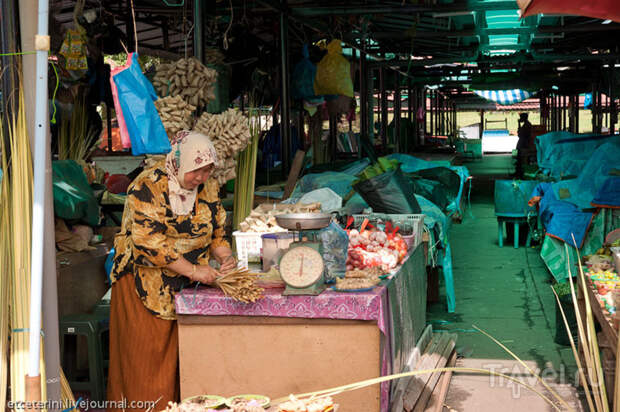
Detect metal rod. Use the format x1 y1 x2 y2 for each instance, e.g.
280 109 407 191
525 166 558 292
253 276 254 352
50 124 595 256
289 1 517 16
279 0 291 176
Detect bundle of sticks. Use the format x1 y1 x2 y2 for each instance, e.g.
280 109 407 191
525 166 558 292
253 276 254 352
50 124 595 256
215 268 264 303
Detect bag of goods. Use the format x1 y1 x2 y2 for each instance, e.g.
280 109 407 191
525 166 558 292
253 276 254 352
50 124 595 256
155 95 196 140
112 53 171 155
353 157 421 214
292 44 318 100
314 39 354 98
346 225 408 272
151 57 218 107
193 109 251 185
319 221 349 282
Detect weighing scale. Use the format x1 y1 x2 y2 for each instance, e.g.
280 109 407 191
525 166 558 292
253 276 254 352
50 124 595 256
275 213 332 296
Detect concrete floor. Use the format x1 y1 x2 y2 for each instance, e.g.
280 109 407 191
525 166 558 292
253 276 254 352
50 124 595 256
427 155 585 411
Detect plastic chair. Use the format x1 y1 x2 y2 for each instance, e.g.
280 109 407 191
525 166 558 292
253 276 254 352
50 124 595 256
59 310 109 401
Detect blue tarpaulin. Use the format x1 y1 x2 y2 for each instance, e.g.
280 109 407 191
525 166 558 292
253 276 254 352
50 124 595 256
473 89 533 105
592 176 620 208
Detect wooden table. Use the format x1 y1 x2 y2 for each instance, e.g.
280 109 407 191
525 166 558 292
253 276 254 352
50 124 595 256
175 245 427 412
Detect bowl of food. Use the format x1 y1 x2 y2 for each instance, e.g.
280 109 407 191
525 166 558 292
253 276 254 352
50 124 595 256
226 394 270 409
181 395 227 409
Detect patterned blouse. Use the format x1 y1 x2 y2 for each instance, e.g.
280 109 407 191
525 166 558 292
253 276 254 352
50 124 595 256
111 161 229 320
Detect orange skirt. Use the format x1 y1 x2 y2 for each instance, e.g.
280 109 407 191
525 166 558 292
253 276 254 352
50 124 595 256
107 274 179 412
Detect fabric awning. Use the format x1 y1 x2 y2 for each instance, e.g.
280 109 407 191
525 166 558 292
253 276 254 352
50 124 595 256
472 89 534 105
517 0 620 23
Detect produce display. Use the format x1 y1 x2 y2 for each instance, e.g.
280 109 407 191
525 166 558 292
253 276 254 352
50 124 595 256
155 95 196 140
152 57 217 107
215 269 265 303
346 223 408 272
226 395 270 409
194 109 252 185
238 203 321 233
335 267 383 290
585 249 620 315
277 395 336 412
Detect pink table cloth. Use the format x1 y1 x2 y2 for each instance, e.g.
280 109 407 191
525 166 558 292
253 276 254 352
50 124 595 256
175 285 392 411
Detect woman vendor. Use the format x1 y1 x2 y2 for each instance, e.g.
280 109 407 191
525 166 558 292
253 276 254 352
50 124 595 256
107 131 236 412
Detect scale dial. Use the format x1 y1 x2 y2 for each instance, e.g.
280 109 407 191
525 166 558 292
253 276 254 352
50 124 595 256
279 246 324 288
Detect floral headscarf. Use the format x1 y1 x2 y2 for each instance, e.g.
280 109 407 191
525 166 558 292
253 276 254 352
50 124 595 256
165 130 218 216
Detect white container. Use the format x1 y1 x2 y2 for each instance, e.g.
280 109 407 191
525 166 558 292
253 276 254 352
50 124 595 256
233 231 287 268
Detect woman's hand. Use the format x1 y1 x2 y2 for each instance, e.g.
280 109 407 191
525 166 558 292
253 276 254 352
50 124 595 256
212 247 237 274
192 265 220 285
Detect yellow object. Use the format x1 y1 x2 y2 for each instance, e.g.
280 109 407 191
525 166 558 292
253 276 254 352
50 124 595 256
314 40 354 98
59 26 88 75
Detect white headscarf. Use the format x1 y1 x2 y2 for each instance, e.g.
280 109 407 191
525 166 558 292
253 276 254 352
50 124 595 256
165 130 218 216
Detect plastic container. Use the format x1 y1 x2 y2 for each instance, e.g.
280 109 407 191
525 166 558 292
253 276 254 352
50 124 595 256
261 233 297 271
494 179 539 217
233 231 286 268
353 213 425 249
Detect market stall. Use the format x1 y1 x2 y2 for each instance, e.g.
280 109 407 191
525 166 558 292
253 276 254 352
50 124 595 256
175 242 426 412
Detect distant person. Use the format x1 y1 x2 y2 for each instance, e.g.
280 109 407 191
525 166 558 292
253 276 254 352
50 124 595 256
516 113 532 178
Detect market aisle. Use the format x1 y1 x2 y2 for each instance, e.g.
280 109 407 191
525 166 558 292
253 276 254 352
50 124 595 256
426 155 584 410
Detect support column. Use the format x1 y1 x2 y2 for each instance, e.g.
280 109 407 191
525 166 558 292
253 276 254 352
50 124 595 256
194 0 203 62
279 0 291 176
479 109 484 139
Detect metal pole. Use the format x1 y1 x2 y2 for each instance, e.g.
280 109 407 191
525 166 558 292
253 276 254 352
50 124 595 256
479 109 484 139
394 72 401 153
279 0 291 176
611 63 617 135
194 0 203 62
360 49 368 147
380 67 388 149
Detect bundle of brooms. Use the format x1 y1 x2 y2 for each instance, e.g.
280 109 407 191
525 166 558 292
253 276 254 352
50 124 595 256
215 268 264 304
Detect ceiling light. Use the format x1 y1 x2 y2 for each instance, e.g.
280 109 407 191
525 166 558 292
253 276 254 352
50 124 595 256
602 19 613 24
556 66 570 71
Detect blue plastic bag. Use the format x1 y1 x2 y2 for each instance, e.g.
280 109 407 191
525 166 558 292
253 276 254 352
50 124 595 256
113 53 171 155
104 248 115 284
292 45 318 100
319 222 349 282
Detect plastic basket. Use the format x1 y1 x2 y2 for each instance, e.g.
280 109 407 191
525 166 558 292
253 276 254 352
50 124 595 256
352 214 425 248
233 231 287 267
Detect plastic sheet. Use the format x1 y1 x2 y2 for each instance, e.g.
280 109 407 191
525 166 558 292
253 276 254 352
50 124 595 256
353 167 422 214
291 172 357 199
52 160 101 226
112 53 171 155
299 188 343 213
319 222 350 282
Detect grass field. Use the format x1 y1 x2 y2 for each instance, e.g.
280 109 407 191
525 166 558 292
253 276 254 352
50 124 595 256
455 110 595 135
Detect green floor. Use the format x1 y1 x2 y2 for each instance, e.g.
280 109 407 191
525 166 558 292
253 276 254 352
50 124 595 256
427 155 577 376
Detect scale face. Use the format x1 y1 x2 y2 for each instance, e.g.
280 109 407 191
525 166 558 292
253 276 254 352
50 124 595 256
279 244 326 295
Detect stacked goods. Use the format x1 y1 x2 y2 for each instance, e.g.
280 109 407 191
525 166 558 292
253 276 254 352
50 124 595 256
346 223 408 271
215 269 264 303
152 58 217 107
238 203 321 233
335 267 383 290
154 95 196 140
193 109 251 185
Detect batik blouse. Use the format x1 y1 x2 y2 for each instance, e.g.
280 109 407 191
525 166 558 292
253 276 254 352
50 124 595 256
111 161 229 320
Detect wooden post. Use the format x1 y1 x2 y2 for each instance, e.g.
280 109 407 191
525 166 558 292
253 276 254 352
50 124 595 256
394 72 401 153
479 109 484 139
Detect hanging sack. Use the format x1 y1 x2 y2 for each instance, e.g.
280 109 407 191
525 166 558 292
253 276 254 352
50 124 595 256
292 45 318 100
112 53 171 155
353 166 422 214
110 59 132 149
314 40 354 98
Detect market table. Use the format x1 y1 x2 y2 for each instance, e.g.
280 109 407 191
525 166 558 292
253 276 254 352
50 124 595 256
175 244 426 411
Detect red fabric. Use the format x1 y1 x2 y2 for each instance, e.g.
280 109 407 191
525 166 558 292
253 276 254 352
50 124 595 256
105 174 132 194
522 0 620 23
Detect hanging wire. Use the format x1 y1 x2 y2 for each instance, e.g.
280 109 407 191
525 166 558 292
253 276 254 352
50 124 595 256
162 0 184 6
223 0 234 50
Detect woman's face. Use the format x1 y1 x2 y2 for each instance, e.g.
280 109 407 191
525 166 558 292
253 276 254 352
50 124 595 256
182 164 214 189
